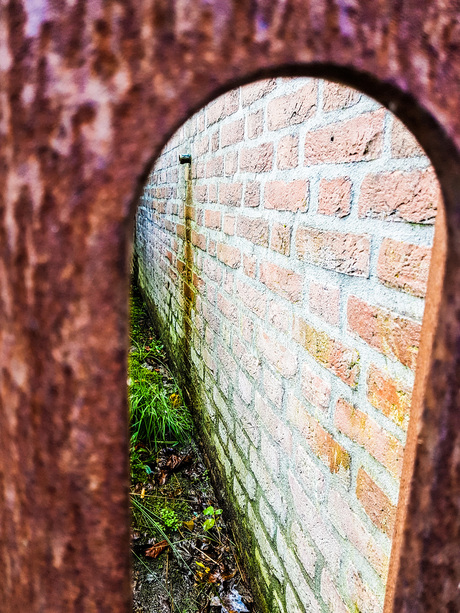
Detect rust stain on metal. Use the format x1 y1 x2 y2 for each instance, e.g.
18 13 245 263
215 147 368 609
0 0 459 611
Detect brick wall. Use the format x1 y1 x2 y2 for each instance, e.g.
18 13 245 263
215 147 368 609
134 78 440 612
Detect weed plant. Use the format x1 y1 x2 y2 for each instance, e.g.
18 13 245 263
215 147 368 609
128 286 192 455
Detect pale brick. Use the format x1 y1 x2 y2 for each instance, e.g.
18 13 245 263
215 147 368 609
243 253 256 278
391 117 424 158
248 109 263 139
320 568 348 613
260 261 303 303
296 226 370 277
328 489 390 578
224 151 238 175
206 154 224 177
244 181 260 207
223 214 236 235
234 394 260 448
322 81 360 111
270 223 292 255
217 243 241 268
301 363 331 411
257 329 298 378
217 292 238 325
304 109 384 164
290 521 317 578
334 398 404 478
221 117 245 147
263 366 284 407
268 300 291 333
264 180 308 212
294 444 326 504
233 336 261 379
277 134 299 169
238 369 253 404
346 565 382 613
287 395 350 483
250 448 286 520
241 79 276 106
309 282 340 326
358 168 439 223
318 177 352 217
289 473 341 575
377 237 431 298
255 392 292 454
219 182 243 207
347 295 422 369
267 81 317 130
236 279 266 318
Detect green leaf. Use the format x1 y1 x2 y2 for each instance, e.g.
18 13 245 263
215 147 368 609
203 517 215 531
203 506 214 516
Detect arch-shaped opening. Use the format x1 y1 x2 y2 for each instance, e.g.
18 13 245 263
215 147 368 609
130 73 448 613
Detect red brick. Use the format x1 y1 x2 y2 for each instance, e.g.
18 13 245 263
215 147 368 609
217 243 241 268
264 180 308 212
206 155 224 177
236 279 266 318
270 223 291 256
334 398 404 477
309 282 340 326
221 118 245 147
296 227 370 277
304 109 384 164
195 185 208 203
301 363 331 411
287 395 350 480
223 214 236 235
391 117 424 158
260 261 303 303
240 142 274 173
244 182 260 207
322 82 360 111
347 295 422 369
193 134 209 157
358 168 439 223
204 209 221 230
356 467 397 536
206 89 239 125
217 292 238 325
367 364 412 430
318 178 352 217
237 216 269 247
219 182 243 207
377 238 431 298
191 230 206 251
293 316 360 387
241 79 276 106
277 134 299 169
248 109 263 139
176 223 185 239
267 82 317 130
257 330 298 378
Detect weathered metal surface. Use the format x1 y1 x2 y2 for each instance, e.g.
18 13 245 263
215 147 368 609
0 0 459 611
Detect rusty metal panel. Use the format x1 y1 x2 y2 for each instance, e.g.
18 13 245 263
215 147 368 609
0 0 459 610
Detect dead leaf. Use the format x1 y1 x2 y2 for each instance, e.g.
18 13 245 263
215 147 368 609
183 519 195 531
145 540 169 559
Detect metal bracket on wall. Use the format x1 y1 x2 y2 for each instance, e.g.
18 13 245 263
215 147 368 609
179 154 192 164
